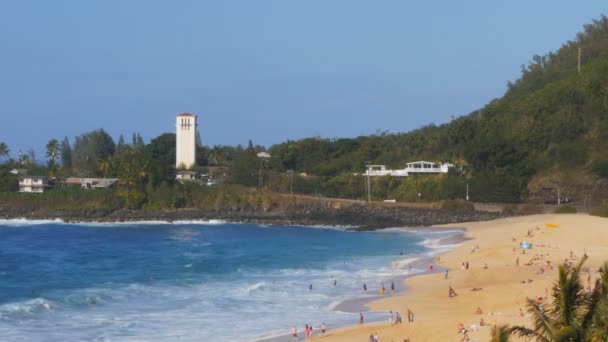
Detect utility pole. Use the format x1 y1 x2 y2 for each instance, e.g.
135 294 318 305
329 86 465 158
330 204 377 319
287 170 294 196
557 187 561 206
259 159 263 190
366 162 371 203
578 47 583 74
466 183 469 202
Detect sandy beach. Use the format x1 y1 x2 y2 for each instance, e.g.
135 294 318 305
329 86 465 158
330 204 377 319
308 214 608 342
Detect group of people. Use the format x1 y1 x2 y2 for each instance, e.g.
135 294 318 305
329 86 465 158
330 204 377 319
290 323 327 341
361 281 396 295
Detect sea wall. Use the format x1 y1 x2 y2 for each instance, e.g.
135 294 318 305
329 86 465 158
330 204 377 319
0 202 501 230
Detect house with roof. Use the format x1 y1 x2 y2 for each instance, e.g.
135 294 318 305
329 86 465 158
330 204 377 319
18 176 50 193
364 161 453 177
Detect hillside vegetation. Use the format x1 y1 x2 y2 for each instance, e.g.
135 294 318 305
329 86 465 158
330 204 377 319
1 16 608 210
265 16 608 204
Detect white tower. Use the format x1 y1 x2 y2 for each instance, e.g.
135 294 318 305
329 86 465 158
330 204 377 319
175 113 197 169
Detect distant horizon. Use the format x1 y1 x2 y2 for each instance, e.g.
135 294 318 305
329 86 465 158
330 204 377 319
1 1 606 158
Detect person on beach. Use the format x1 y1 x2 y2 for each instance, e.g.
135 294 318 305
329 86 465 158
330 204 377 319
309 325 313 340
373 332 379 342
290 326 298 342
380 282 386 296
475 306 483 314
389 310 394 325
395 311 402 324
369 334 375 342
445 269 449 279
407 308 414 322
304 324 309 339
359 313 364 326
465 261 469 269
321 322 326 334
391 281 395 294
449 286 457 297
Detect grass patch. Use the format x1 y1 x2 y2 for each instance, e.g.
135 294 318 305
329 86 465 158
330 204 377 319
554 205 577 214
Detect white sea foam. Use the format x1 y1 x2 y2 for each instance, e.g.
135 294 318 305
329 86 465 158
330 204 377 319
0 218 65 226
0 224 461 341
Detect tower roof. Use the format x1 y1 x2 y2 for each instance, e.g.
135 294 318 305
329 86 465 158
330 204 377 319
176 113 197 117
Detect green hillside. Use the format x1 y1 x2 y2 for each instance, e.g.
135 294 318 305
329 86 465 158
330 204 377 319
265 15 608 204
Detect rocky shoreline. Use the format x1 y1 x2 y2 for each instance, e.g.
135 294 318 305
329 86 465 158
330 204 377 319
0 202 502 230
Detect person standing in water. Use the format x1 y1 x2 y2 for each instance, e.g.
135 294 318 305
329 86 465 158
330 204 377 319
391 281 395 294
359 313 364 326
290 326 298 342
321 322 327 334
309 283 313 291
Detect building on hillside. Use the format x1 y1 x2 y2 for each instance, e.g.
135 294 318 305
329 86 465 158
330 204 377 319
18 176 49 193
62 177 119 189
10 169 28 176
176 113 197 170
175 171 197 182
363 161 453 177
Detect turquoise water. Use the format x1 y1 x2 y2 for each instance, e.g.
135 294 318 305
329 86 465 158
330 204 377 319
0 220 457 341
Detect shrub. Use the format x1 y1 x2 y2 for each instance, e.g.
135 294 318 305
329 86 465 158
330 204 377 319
440 199 474 211
592 160 608 178
554 205 577 214
590 205 608 218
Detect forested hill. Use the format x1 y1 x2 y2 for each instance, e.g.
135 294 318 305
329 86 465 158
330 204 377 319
267 15 608 203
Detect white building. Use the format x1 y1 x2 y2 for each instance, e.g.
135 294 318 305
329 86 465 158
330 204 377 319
364 161 453 177
19 176 49 193
176 113 198 170
63 177 119 189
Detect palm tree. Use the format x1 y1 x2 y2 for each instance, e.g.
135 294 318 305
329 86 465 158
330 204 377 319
99 157 112 178
0 142 9 161
510 255 596 341
490 324 513 342
46 139 61 177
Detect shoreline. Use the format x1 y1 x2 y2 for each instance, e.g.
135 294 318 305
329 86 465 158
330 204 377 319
0 202 502 230
254 229 467 342
307 213 608 342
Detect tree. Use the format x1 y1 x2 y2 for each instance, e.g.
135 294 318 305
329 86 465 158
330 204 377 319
116 150 150 208
0 165 18 192
60 136 72 169
0 142 9 161
490 324 512 342
508 255 606 341
146 133 176 184
72 129 115 176
98 156 113 178
46 138 61 177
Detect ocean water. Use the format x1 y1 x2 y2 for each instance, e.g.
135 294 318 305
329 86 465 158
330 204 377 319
0 220 460 341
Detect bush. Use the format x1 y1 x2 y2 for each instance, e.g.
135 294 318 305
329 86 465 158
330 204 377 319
590 205 608 218
592 160 608 178
440 199 474 211
554 205 577 214
520 203 542 215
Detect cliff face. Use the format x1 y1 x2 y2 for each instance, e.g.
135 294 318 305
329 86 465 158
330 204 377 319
0 202 501 230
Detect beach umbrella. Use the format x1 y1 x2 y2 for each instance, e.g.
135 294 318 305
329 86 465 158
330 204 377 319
520 241 533 249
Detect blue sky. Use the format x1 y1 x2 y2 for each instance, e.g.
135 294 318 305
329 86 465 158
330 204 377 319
0 1 606 158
